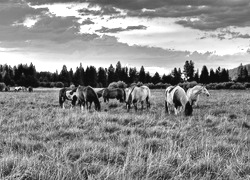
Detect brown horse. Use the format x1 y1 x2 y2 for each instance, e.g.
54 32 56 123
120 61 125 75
28 86 33 92
69 86 101 111
95 88 105 98
59 87 77 109
102 88 126 103
125 85 151 112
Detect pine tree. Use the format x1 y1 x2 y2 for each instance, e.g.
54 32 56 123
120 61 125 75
209 69 215 83
145 72 151 83
115 61 122 81
183 60 194 81
194 69 199 83
97 67 107 87
108 64 115 84
200 65 209 84
59 65 70 86
172 68 181 85
128 67 138 84
152 72 161 84
139 66 146 83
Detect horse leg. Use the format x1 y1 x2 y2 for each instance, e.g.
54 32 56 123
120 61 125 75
141 101 144 111
89 102 92 110
174 107 178 115
165 101 168 114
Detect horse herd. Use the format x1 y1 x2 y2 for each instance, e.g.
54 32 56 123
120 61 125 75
59 85 210 116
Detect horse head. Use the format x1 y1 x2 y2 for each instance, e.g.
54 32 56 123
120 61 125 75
184 101 193 116
202 86 210 96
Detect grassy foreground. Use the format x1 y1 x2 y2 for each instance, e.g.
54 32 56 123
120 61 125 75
1 89 250 179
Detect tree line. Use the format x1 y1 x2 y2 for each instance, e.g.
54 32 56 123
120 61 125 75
0 61 249 88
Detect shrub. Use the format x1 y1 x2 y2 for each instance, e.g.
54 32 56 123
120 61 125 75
179 81 198 91
244 83 250 88
69 84 75 89
55 82 64 88
108 81 127 89
0 82 6 91
50 82 55 88
230 83 246 90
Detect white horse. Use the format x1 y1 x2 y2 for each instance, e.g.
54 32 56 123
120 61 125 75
165 85 193 116
125 85 151 112
187 85 210 106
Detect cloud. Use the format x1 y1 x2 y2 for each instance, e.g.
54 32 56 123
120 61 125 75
96 25 147 33
81 18 94 25
201 29 250 40
25 0 250 31
0 2 48 26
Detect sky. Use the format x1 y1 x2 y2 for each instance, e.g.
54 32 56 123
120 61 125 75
0 0 250 75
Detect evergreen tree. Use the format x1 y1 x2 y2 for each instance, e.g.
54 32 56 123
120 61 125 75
209 69 216 83
73 67 83 86
200 65 209 84
88 66 97 87
242 66 248 82
162 74 172 84
194 69 199 83
220 68 229 82
152 72 161 84
172 68 181 85
115 61 122 81
183 60 194 81
59 65 70 86
145 72 151 83
84 66 90 86
215 67 221 83
120 67 128 83
97 67 107 87
108 64 115 84
68 68 74 84
139 66 146 83
128 67 138 84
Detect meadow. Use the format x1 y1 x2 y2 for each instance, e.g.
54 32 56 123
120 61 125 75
1 88 250 179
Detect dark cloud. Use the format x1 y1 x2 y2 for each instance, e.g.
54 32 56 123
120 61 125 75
201 29 250 40
0 3 48 26
81 18 94 25
96 25 147 33
24 0 250 31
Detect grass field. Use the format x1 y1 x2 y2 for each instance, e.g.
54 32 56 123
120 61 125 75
1 88 250 179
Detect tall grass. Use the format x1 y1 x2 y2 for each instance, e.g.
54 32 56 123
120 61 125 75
0 89 250 179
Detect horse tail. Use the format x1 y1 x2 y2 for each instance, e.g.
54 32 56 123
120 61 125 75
123 88 126 103
90 86 101 111
59 88 65 108
146 87 151 108
165 90 168 113
184 101 193 116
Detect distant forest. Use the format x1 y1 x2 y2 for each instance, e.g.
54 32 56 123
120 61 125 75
0 61 249 88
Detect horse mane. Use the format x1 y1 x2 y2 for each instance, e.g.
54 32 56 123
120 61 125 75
87 86 101 111
128 86 136 103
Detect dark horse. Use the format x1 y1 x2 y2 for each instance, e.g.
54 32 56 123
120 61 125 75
59 87 77 109
70 86 101 111
102 88 126 103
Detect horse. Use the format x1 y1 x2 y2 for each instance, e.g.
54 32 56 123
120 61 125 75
95 88 105 98
187 85 210 106
165 85 193 116
5 86 10 91
69 86 101 111
28 86 33 92
59 87 77 109
125 85 151 112
102 88 126 103
14 86 22 92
